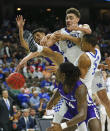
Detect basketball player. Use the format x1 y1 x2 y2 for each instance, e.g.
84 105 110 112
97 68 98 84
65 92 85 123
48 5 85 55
46 62 101 131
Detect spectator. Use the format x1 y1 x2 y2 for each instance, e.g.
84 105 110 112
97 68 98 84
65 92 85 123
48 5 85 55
17 88 30 109
9 62 16 73
39 88 50 110
18 109 35 131
0 89 14 131
29 108 38 129
12 110 22 131
29 91 41 111
40 78 53 89
33 68 43 79
21 83 30 94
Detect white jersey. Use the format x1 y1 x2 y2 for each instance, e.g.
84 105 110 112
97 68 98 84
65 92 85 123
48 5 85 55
75 48 101 96
56 26 84 64
92 69 106 94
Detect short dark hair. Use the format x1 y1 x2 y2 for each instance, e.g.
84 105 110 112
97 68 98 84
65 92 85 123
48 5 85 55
2 89 8 94
59 62 81 87
32 28 48 35
83 34 98 47
66 8 80 18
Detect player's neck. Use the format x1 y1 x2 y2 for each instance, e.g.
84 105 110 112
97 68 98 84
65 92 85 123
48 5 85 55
91 49 96 54
63 84 73 94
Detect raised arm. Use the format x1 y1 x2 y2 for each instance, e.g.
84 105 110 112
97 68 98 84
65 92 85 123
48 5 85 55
16 15 29 51
16 52 39 72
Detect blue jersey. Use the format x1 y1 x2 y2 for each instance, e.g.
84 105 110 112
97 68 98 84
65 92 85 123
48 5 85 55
55 80 99 125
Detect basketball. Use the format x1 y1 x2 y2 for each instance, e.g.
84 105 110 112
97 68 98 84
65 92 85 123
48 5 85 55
6 72 25 90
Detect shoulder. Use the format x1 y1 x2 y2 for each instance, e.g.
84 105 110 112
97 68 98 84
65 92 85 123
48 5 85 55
80 53 90 60
75 83 87 98
19 116 24 121
79 53 91 66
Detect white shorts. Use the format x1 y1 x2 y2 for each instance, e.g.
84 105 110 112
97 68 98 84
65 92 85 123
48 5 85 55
92 71 106 94
53 98 67 123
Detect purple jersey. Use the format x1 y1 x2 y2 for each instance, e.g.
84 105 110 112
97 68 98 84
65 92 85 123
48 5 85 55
56 80 99 125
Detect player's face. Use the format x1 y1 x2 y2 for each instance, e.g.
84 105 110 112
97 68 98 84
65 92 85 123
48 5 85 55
34 32 45 44
66 13 79 30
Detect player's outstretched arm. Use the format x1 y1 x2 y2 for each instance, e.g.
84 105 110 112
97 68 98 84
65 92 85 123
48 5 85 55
16 52 39 72
40 47 64 66
16 15 29 51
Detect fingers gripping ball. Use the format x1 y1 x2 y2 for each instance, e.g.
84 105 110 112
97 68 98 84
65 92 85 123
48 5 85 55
6 73 25 89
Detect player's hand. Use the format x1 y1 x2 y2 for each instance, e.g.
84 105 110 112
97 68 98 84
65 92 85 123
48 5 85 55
16 15 25 28
15 60 27 72
46 123 62 131
98 64 106 70
40 36 48 46
53 32 62 41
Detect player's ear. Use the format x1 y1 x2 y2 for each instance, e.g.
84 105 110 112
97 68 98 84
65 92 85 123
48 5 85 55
76 18 79 23
62 73 66 81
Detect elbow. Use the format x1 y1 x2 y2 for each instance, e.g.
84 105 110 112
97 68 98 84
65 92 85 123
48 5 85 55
86 30 92 34
87 30 92 34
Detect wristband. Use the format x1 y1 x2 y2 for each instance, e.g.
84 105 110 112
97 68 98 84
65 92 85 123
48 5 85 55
60 122 68 129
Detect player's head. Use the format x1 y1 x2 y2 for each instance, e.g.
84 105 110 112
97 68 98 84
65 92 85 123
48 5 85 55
81 34 98 51
56 62 81 89
32 28 47 44
66 8 80 30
